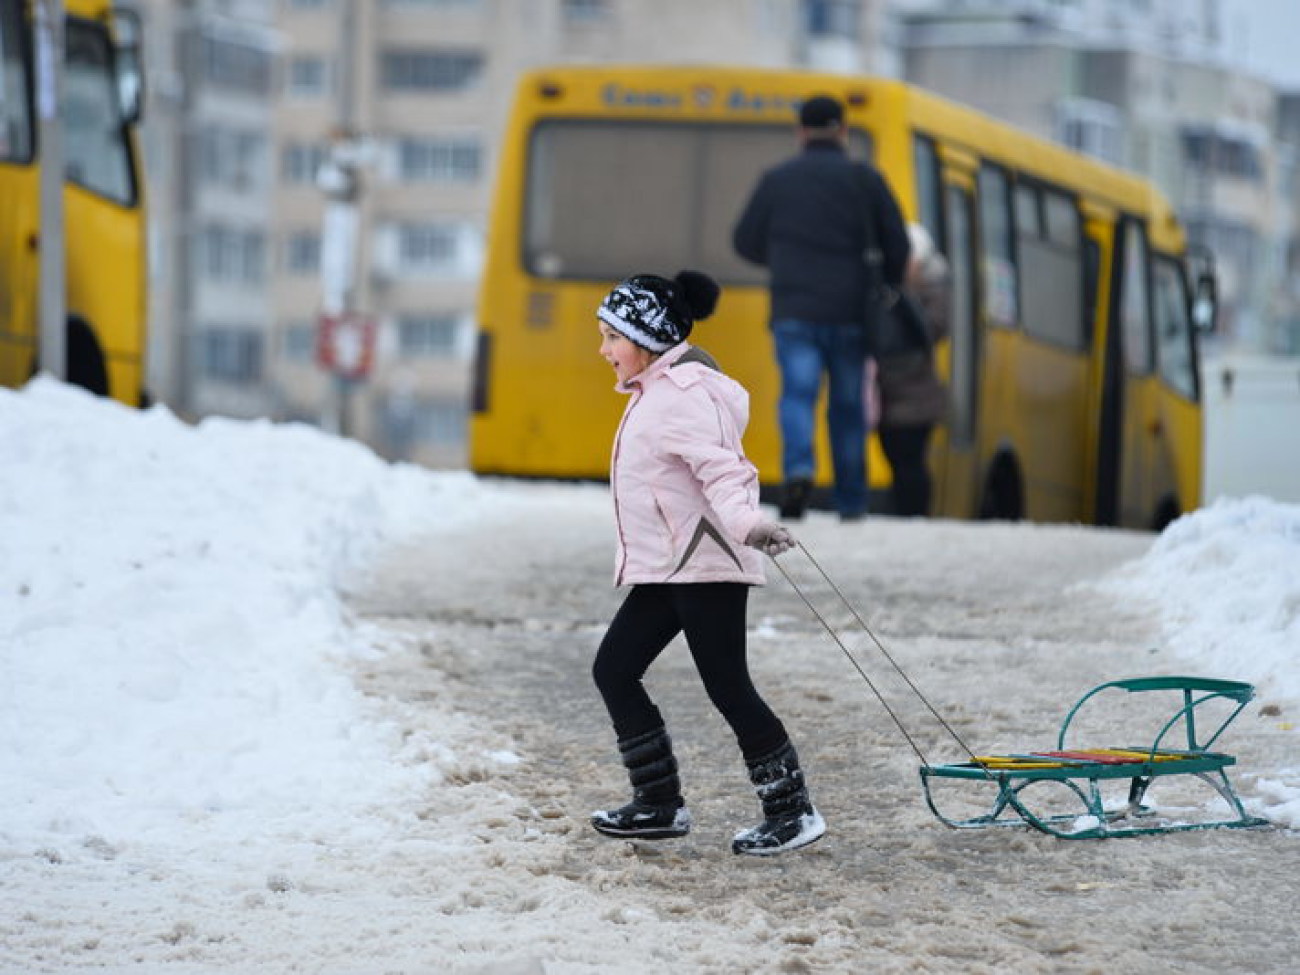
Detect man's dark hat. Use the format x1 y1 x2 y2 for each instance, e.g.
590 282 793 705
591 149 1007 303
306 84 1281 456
798 95 844 129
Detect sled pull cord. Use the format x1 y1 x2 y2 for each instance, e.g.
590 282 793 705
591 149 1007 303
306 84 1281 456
771 542 984 772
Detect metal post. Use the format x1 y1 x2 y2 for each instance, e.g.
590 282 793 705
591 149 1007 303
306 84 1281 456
36 0 65 381
320 0 360 437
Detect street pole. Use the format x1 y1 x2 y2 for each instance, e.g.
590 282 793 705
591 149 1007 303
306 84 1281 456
319 0 360 437
36 0 65 382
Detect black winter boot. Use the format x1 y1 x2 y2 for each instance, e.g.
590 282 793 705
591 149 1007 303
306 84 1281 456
591 727 692 840
732 740 825 856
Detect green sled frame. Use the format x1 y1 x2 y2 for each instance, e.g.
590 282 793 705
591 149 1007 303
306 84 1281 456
919 676 1271 839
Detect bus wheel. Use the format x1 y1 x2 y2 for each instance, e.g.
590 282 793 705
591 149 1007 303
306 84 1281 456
978 453 1023 521
27 317 111 397
1152 496 1181 533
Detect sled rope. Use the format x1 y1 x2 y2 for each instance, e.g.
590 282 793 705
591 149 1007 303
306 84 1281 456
771 541 985 772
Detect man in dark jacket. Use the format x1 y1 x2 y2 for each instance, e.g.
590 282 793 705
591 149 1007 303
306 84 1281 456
733 94 910 520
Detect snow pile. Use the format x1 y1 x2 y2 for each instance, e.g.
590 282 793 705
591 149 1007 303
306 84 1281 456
1100 495 1300 704
0 379 473 849
1097 495 1300 828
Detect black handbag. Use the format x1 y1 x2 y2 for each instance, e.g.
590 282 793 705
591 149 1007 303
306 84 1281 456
875 290 932 359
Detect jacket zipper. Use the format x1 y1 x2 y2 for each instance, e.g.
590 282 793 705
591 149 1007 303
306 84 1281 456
611 388 640 586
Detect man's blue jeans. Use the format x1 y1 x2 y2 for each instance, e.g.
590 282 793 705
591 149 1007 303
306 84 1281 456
772 319 869 517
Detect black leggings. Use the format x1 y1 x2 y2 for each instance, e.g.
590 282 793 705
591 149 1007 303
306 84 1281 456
592 583 788 762
879 424 934 517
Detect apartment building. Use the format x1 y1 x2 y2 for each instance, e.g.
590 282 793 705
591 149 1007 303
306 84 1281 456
132 0 892 467
127 0 278 415
896 0 1299 351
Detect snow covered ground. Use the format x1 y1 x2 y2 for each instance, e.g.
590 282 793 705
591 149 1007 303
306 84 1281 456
2 378 1298 974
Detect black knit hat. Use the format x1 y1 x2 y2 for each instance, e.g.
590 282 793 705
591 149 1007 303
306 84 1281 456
598 270 720 353
798 94 844 129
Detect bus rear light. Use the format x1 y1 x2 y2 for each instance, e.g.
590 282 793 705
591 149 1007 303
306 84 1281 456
538 80 564 99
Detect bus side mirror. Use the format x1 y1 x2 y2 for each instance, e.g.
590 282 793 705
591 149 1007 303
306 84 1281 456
111 8 144 125
1192 270 1217 333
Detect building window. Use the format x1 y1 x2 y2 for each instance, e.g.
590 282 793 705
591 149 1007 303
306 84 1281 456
376 220 481 278
1055 98 1123 166
562 0 610 22
282 141 329 185
200 224 265 284
200 35 272 96
281 320 317 362
1181 126 1263 180
397 313 462 356
397 136 482 182
286 55 330 98
398 223 458 269
378 394 466 456
803 0 859 39
380 49 483 92
200 326 263 384
198 125 266 190
285 231 322 274
288 0 332 8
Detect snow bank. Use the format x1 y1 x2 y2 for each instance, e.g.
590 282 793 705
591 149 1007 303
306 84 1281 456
0 379 470 849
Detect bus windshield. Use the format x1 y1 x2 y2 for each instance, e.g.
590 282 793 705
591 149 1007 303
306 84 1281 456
65 18 134 204
524 120 870 284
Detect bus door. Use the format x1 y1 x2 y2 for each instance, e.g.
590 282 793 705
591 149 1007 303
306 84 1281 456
1147 252 1202 525
934 176 979 518
1103 218 1161 528
1081 208 1114 525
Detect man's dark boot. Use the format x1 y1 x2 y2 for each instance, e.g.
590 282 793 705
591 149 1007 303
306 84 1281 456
778 477 813 520
732 740 825 856
591 727 691 840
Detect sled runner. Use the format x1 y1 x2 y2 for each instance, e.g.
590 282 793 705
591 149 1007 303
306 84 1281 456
919 676 1270 839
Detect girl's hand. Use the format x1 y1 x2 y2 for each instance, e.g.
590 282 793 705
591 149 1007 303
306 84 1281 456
745 521 796 557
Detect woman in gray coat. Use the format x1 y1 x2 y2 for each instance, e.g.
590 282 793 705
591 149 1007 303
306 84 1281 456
876 224 950 517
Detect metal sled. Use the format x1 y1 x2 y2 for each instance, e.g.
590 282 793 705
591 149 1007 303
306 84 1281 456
919 676 1270 839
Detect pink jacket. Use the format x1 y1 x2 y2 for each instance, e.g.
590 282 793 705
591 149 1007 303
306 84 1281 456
610 343 766 586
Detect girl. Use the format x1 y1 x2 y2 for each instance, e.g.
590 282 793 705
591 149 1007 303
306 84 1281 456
590 269 826 856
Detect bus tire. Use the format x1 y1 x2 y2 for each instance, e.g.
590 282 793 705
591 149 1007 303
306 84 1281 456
27 317 111 398
978 453 1023 521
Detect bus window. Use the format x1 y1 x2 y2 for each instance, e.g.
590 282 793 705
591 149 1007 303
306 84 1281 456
65 18 135 203
1014 182 1038 235
977 163 1016 327
912 134 943 248
0 0 31 161
525 120 869 285
1120 221 1153 375
1018 185 1084 349
1153 255 1198 399
526 122 695 280
696 124 804 281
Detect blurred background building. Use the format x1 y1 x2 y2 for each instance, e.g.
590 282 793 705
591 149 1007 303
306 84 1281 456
122 0 1300 469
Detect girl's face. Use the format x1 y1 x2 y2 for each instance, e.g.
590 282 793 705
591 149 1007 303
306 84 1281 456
598 323 655 383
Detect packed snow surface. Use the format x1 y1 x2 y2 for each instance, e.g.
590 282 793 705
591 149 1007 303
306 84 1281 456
2 379 1297 973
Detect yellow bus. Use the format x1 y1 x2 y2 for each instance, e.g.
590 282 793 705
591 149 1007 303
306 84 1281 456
0 0 147 406
471 65 1213 529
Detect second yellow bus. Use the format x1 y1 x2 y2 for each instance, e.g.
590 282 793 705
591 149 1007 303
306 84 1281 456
472 65 1212 530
